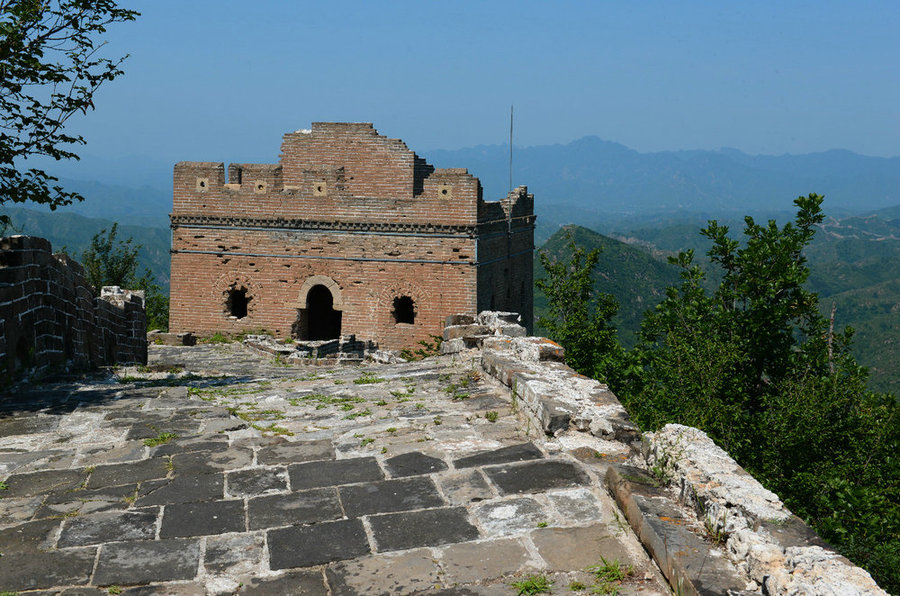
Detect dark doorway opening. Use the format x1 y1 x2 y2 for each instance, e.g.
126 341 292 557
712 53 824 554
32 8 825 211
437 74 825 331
392 296 415 324
227 288 250 319
303 284 342 340
15 336 30 369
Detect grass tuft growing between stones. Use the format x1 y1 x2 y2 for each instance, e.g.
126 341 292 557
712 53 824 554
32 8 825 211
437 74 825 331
586 556 633 594
289 393 364 409
353 372 385 384
252 423 294 436
344 409 372 420
143 432 178 447
510 574 553 595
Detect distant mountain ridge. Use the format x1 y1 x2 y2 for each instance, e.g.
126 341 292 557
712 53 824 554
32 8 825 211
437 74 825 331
423 138 900 219
27 178 171 228
17 137 900 239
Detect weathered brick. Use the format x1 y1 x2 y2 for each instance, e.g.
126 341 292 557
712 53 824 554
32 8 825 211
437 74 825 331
169 123 535 349
0 235 147 379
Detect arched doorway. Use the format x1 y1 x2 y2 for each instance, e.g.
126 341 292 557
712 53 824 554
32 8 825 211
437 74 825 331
306 284 342 340
292 276 344 341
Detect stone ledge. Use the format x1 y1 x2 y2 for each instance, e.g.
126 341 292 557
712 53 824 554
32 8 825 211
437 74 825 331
478 336 639 445
644 424 887 596
441 311 528 355
148 331 196 346
606 465 751 596
242 334 377 363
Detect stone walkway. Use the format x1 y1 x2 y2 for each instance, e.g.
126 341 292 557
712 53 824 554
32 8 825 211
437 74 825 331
0 344 669 595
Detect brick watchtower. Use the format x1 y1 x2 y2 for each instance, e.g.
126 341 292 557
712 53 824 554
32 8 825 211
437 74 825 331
169 123 534 350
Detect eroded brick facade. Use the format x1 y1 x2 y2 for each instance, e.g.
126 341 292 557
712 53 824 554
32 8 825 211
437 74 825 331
169 123 534 349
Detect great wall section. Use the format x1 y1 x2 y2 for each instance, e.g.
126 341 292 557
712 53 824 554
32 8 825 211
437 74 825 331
0 235 147 382
0 309 887 594
0 123 889 594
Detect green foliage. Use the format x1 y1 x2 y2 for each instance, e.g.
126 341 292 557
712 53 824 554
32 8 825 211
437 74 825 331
400 334 443 361
80 224 169 329
535 225 681 348
536 233 624 382
81 223 139 292
142 432 176 447
200 332 229 344
353 372 385 385
0 1 138 224
617 194 900 591
587 556 632 588
510 574 553 595
139 278 169 331
619 209 900 394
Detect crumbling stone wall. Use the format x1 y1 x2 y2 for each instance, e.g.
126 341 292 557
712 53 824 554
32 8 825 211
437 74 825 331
169 122 535 350
0 235 147 380
443 312 888 595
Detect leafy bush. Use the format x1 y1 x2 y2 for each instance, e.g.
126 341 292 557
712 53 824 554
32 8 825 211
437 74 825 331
535 235 623 383
537 195 899 591
613 195 899 592
81 224 169 330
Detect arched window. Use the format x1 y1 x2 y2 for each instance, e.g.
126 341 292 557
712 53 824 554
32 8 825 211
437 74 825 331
226 287 250 319
392 296 415 324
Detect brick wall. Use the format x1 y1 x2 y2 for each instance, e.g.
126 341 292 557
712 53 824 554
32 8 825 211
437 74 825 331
0 236 147 381
170 122 535 349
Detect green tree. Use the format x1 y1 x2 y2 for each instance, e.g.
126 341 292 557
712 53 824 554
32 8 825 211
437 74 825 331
619 194 899 591
536 235 623 383
0 1 138 224
81 223 137 290
81 224 168 330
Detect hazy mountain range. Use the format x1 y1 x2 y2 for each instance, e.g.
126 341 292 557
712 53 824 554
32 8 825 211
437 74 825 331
424 138 900 241
21 136 900 236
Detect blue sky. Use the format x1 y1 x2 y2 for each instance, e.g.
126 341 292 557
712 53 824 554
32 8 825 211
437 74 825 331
58 0 900 175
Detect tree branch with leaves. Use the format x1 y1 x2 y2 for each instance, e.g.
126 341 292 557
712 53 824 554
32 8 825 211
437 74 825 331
0 0 137 224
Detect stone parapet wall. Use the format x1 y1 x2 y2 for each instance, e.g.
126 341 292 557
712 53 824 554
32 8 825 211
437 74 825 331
644 425 886 595
0 235 147 381
443 311 887 595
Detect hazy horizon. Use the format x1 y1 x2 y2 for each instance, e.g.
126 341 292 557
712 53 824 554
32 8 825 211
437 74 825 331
28 1 899 179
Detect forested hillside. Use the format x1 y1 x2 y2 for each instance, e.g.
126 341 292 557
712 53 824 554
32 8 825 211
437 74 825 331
534 226 680 348
535 197 899 591
591 209 900 395
1 207 171 289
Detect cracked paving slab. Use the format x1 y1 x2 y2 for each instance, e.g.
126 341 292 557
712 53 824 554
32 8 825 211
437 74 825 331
0 343 669 595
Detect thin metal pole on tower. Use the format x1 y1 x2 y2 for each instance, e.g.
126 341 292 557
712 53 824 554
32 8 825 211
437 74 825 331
509 105 514 194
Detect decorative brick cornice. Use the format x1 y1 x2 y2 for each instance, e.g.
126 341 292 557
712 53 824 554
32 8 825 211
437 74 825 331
170 214 478 236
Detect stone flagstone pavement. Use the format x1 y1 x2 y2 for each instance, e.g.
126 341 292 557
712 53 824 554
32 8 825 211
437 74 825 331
0 343 669 595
